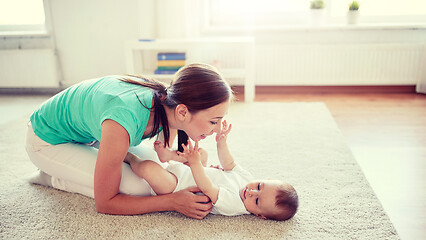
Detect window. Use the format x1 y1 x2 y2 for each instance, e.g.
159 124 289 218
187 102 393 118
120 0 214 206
0 0 46 33
207 0 426 28
209 0 310 27
330 0 426 17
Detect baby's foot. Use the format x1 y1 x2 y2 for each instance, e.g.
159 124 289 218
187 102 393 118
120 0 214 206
154 141 172 163
154 141 187 163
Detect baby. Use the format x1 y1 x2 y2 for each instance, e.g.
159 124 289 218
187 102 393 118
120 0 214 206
125 121 298 220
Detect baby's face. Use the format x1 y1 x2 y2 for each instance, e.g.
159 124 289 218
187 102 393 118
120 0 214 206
240 179 281 219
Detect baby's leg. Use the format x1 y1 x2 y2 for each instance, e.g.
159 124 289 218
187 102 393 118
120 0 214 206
128 159 177 195
154 141 186 163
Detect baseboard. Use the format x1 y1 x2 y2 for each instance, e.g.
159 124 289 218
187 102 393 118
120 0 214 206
0 87 63 95
1 85 416 96
231 85 417 94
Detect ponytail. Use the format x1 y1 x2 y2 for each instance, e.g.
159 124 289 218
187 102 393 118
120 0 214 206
152 91 169 147
119 76 171 147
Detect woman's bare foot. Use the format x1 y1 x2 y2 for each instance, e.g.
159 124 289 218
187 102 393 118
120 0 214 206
28 170 53 186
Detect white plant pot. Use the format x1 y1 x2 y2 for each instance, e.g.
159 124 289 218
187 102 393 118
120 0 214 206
310 9 326 26
347 10 360 25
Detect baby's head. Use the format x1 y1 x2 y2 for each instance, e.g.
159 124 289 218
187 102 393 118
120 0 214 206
240 179 298 221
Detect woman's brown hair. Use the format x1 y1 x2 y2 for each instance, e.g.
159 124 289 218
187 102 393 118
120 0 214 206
121 63 233 148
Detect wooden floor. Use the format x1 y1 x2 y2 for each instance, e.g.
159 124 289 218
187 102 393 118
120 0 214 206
235 91 426 240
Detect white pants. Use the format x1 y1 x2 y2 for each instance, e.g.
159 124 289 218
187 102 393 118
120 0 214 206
25 122 157 198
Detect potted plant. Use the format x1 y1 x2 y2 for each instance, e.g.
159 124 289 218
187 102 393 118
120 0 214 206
309 0 326 26
347 1 360 25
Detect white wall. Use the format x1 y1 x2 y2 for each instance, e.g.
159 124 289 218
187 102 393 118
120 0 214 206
1 0 425 88
251 28 426 86
49 0 155 86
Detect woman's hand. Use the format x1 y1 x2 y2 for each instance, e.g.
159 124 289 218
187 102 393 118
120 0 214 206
171 186 213 219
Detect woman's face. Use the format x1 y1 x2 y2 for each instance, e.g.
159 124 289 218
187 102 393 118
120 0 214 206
184 101 230 141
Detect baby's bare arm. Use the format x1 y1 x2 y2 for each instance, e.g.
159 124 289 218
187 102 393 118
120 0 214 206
216 121 236 171
216 141 236 171
179 141 219 203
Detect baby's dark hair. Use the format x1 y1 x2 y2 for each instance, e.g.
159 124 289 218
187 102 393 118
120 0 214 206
266 183 299 221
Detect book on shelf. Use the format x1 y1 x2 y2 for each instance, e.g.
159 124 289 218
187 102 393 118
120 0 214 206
154 69 178 75
157 52 186 61
154 52 186 75
157 60 186 67
157 66 182 71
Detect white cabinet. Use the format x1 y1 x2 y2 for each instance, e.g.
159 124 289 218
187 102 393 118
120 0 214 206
124 38 255 102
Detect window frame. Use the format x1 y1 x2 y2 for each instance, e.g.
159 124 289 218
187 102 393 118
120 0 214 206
0 0 52 38
202 0 426 32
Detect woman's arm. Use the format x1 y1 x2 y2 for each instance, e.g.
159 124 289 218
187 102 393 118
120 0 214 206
94 120 212 218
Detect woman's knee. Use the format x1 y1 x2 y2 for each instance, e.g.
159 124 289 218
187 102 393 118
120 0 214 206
26 141 98 186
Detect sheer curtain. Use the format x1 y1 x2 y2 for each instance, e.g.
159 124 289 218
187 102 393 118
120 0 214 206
156 0 201 39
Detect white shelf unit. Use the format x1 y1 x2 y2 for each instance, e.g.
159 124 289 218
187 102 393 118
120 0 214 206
124 38 255 102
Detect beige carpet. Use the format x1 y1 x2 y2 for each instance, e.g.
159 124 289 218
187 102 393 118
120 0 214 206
0 101 399 239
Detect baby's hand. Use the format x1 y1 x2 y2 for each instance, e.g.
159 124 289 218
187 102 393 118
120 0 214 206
177 140 201 165
216 120 232 143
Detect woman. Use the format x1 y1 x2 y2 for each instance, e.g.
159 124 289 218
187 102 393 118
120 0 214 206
25 63 233 219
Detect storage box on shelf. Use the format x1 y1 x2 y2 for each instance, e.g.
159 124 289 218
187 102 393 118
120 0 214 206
124 38 255 102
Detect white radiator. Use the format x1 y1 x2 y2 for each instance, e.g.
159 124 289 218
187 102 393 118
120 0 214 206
255 43 425 86
0 49 59 88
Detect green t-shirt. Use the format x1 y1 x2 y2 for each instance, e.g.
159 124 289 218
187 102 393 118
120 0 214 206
30 75 158 146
